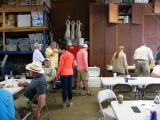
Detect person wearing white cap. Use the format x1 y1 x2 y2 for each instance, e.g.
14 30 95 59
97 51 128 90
45 42 58 70
33 43 44 64
42 58 56 90
14 62 46 120
111 46 128 76
76 44 94 96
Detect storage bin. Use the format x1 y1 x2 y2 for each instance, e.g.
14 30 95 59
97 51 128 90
6 38 17 45
6 45 18 51
80 67 101 87
18 44 30 51
17 38 30 45
30 44 35 51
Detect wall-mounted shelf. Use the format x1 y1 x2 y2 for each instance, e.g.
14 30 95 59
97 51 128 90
0 26 46 32
0 51 34 54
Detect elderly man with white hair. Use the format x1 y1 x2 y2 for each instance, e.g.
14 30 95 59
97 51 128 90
33 43 44 64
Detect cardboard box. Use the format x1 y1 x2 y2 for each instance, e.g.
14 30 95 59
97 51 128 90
17 14 31 20
7 20 15 27
154 0 160 13
8 14 16 21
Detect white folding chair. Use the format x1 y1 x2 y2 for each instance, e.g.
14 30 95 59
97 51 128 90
97 89 117 120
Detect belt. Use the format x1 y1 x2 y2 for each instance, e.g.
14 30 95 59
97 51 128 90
136 59 148 61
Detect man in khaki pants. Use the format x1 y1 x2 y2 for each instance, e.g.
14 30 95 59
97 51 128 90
133 42 153 77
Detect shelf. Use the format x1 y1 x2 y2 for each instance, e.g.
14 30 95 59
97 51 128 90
0 51 34 54
119 13 131 15
0 6 44 12
0 26 46 32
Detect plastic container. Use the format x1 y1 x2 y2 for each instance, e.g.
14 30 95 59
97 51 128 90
4 66 12 75
6 45 18 51
6 38 17 45
17 38 30 45
80 67 101 87
18 44 30 51
30 44 35 51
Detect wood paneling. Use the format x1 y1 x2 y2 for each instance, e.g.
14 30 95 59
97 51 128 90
155 16 160 39
51 1 94 41
105 53 114 77
144 16 156 39
105 24 116 54
132 4 143 24
130 24 142 53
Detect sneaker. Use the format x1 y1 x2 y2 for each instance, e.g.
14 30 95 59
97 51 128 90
53 87 60 90
68 102 73 107
60 103 66 108
86 92 94 96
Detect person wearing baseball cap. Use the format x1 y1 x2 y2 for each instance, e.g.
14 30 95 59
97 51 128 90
14 62 46 120
42 58 56 91
33 43 44 64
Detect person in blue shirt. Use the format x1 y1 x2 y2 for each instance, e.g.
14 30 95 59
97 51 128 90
155 45 160 65
0 89 15 120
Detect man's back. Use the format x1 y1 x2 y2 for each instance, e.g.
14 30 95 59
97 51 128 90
76 49 88 71
134 46 153 61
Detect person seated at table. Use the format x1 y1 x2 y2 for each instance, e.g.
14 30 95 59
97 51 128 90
0 89 15 120
14 62 46 120
42 58 56 89
151 65 160 77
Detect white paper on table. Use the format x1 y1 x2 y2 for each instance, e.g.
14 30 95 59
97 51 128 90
133 100 154 110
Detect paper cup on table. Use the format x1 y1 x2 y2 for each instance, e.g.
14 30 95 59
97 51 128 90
113 73 117 78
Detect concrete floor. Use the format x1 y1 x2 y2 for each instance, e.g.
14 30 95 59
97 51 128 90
36 87 106 120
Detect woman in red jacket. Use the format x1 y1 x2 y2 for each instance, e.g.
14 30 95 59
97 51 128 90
56 45 75 108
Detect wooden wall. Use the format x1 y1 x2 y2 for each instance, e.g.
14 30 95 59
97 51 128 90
144 15 160 59
51 0 95 43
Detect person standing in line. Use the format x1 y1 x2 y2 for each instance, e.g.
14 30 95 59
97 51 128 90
76 44 94 96
155 45 160 65
33 43 44 64
55 45 75 108
111 46 128 76
133 42 153 77
45 42 59 70
0 90 15 120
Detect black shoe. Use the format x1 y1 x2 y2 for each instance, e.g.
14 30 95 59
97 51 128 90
53 87 60 90
72 87 75 90
50 89 57 93
83 87 85 90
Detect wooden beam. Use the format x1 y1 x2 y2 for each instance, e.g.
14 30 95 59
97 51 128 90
0 26 46 32
0 6 44 12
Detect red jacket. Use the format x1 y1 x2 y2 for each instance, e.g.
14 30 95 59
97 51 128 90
56 51 75 78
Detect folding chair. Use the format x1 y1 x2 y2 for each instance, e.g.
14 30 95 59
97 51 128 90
97 89 117 120
135 84 160 100
22 94 51 120
46 81 56 103
113 84 133 100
